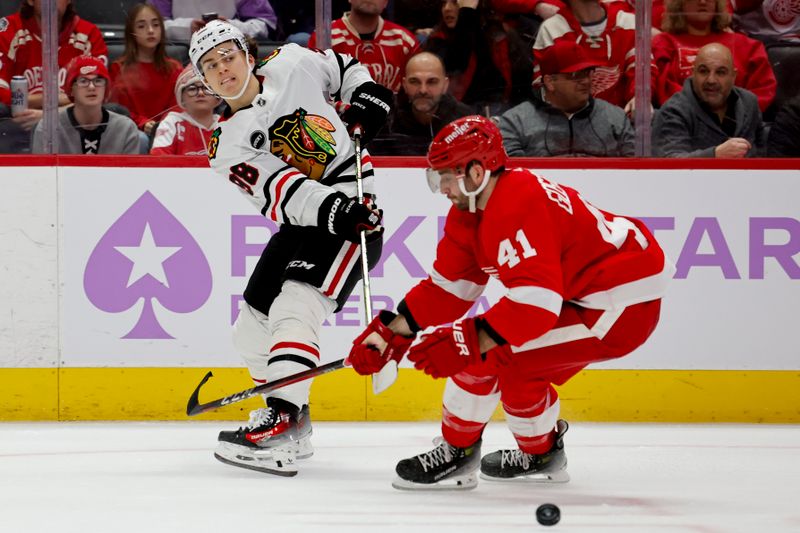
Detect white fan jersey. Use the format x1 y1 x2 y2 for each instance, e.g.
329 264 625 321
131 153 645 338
208 43 377 227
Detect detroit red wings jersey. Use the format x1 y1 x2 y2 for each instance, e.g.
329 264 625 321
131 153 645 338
208 44 377 227
0 13 107 105
151 111 220 156
532 1 641 107
403 168 674 347
308 15 418 93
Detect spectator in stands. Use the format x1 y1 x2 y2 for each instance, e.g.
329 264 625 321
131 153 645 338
533 0 643 114
32 56 139 154
149 0 277 42
653 0 777 112
109 3 182 137
767 94 800 156
652 43 764 157
151 65 221 155
370 51 472 155
0 0 107 151
308 0 419 93
731 0 800 45
425 0 533 115
499 39 635 157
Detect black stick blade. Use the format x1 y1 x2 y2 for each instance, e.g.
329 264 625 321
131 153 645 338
185 359 347 417
186 371 214 416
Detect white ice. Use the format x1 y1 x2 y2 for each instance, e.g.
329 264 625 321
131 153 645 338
1 421 798 533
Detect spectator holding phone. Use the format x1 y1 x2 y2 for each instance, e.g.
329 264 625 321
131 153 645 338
148 0 278 42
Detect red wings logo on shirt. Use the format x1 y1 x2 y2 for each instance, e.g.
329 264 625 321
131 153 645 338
767 0 800 25
591 66 621 96
268 108 337 181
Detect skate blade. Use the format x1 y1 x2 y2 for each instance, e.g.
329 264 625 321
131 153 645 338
214 443 298 477
479 469 570 483
296 436 314 460
391 472 478 491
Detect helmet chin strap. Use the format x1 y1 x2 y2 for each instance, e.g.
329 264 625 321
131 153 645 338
457 169 491 213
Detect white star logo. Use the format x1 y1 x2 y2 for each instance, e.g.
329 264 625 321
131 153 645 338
114 223 181 288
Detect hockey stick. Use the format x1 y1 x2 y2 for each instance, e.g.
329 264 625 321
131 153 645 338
186 359 346 416
353 130 398 395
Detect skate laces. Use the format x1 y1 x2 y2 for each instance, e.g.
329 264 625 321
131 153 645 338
416 438 456 472
501 449 533 470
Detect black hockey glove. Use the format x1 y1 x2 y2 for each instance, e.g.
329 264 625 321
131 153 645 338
340 81 393 146
319 192 383 243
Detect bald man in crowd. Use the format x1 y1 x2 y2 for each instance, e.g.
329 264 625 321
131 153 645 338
369 51 472 155
652 43 764 158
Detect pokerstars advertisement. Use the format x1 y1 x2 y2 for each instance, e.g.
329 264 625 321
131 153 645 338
58 164 800 370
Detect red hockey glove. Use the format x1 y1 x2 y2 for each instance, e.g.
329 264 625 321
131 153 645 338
346 311 415 375
407 318 483 379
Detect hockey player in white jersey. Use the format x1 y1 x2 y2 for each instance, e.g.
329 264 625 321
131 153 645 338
189 20 392 476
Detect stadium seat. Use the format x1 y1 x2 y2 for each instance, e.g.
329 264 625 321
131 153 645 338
0 0 17 17
765 43 800 121
105 40 190 66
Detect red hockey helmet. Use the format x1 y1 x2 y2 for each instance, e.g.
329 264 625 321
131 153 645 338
426 115 507 173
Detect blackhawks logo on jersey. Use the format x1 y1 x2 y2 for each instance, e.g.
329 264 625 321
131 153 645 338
268 108 337 180
257 48 281 68
208 127 221 160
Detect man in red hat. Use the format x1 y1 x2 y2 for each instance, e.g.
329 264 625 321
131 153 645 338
32 56 138 154
498 40 634 157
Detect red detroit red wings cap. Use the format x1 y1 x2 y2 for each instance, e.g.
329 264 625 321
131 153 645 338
538 40 606 76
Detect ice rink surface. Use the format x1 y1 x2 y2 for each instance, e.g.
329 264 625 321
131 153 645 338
1 421 798 533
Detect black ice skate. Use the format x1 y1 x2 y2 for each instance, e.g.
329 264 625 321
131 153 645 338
214 397 313 476
393 437 481 491
480 419 570 483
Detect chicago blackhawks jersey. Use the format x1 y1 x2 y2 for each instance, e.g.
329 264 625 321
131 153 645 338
208 43 376 228
308 15 419 93
0 13 107 105
403 168 674 347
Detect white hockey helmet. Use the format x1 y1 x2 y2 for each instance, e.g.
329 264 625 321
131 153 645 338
189 19 248 76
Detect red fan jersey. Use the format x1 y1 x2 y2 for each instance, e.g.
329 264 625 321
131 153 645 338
532 1 645 108
403 168 674 347
308 15 418 93
0 12 107 105
150 110 220 156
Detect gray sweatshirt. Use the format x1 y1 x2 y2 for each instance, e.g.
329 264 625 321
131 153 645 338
498 91 635 157
652 78 764 158
33 107 140 155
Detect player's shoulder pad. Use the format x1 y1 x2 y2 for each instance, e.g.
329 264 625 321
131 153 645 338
254 43 315 76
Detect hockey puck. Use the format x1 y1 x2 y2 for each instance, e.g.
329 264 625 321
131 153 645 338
536 503 560 526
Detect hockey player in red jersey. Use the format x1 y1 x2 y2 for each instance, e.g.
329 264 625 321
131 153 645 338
347 115 674 490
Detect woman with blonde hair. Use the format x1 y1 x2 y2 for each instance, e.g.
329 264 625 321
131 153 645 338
109 3 182 136
652 0 776 111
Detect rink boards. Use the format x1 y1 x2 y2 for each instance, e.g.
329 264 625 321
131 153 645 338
1 156 798 422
